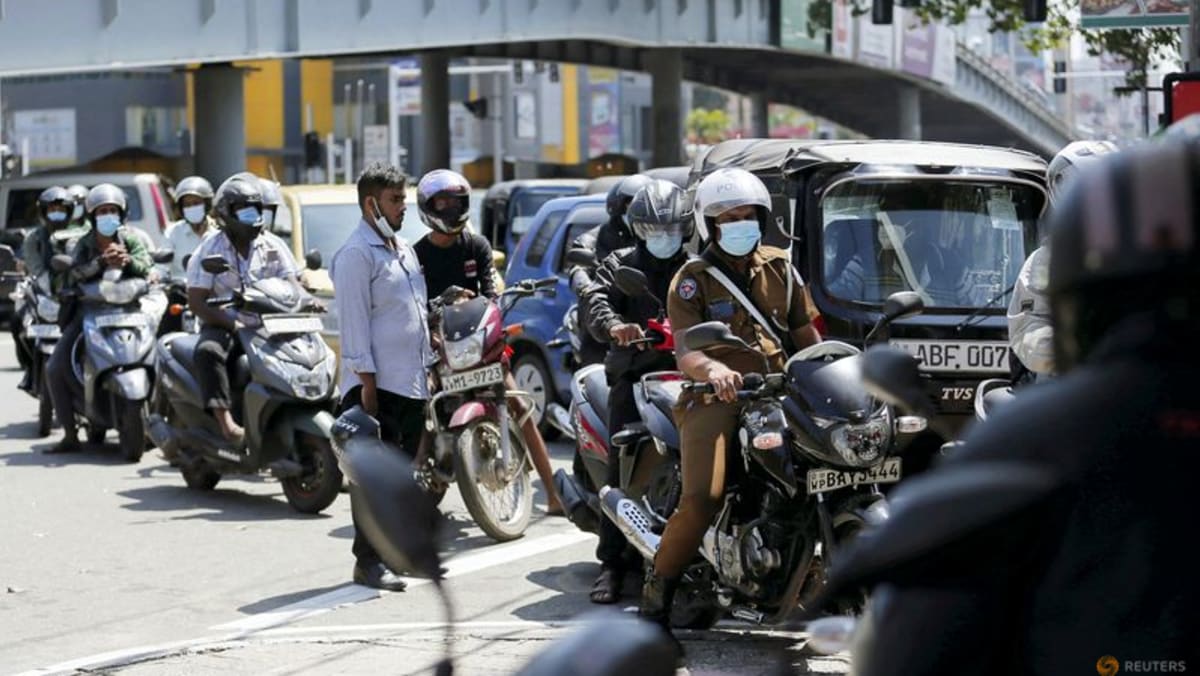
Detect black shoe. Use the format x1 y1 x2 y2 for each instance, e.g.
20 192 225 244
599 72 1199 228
17 372 32 394
44 437 81 454
640 573 684 660
353 562 408 592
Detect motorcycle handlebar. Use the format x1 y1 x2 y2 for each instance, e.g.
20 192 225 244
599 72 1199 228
681 373 775 400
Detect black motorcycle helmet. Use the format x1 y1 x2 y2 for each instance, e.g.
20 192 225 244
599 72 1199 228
1047 139 1200 372
625 180 693 259
417 169 471 235
605 174 654 223
214 174 266 240
37 186 73 229
330 404 381 461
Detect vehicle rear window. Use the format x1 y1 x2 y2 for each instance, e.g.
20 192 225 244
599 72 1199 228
4 184 142 230
557 210 608 272
301 204 363 268
525 209 567 268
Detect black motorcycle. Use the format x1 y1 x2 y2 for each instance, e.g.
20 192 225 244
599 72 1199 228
602 292 928 627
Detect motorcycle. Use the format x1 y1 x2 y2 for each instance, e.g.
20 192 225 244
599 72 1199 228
544 248 601 441
12 273 63 437
50 251 172 462
553 266 681 537
421 277 557 543
601 292 929 627
146 255 343 514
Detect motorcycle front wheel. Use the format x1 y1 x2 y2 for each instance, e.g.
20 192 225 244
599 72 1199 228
281 432 343 514
117 400 146 463
454 419 532 542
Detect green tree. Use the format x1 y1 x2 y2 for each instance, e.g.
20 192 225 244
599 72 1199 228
686 108 733 143
807 0 1179 90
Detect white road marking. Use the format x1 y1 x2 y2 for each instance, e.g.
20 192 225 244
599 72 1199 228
14 531 594 676
211 531 592 632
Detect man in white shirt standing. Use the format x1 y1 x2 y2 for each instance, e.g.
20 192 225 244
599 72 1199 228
331 162 433 592
165 176 217 279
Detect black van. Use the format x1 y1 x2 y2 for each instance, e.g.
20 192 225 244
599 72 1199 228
686 139 1048 444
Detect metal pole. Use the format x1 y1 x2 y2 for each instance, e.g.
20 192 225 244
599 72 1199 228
1143 82 1151 136
344 137 353 184
356 79 365 174
20 136 29 176
326 131 336 182
388 65 400 170
492 71 503 185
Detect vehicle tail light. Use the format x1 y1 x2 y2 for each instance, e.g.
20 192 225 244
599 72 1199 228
504 324 523 338
168 304 184 316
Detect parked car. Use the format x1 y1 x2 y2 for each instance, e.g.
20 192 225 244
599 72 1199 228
478 179 588 256
502 194 608 435
274 184 503 358
0 172 176 249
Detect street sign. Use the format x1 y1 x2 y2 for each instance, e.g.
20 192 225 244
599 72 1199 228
1080 0 1188 28
362 125 390 167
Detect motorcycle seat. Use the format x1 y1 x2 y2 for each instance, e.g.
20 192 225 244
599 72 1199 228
168 333 202 367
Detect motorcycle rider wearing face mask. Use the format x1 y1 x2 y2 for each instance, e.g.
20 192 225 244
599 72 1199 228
164 176 217 280
14 187 74 392
186 174 301 445
44 184 153 454
582 179 693 605
641 168 821 646
835 138 1200 676
411 169 565 517
1007 140 1117 382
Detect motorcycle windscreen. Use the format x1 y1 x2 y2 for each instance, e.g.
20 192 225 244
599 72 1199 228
787 355 875 420
441 296 490 341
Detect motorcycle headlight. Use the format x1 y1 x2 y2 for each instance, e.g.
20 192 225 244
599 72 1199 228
444 328 485 371
829 408 892 467
37 296 60 323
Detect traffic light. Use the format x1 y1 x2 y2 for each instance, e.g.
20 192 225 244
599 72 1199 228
1053 61 1067 95
464 98 489 120
303 131 322 168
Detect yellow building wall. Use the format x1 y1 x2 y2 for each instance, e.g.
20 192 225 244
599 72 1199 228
561 65 580 165
238 59 284 179
301 59 335 136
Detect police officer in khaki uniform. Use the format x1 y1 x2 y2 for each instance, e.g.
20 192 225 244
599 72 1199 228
640 167 821 646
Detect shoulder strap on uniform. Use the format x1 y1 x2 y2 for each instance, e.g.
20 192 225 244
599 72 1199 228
699 263 785 349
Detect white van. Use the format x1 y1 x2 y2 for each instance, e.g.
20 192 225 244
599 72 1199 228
0 172 176 249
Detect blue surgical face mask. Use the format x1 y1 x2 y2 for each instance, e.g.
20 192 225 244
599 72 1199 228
95 213 121 237
182 204 207 225
47 211 68 224
645 232 683 260
716 219 761 257
235 206 261 226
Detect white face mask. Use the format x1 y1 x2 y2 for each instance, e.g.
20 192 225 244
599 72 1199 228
182 205 207 226
371 199 395 239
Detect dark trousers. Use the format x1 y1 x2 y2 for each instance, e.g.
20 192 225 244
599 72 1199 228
47 317 83 436
596 376 639 567
12 316 32 373
338 385 426 567
196 326 235 410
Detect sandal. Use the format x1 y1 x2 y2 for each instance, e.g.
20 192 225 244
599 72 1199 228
589 566 623 604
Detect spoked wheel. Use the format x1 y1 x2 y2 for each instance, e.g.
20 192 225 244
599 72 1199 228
454 419 532 542
281 433 343 514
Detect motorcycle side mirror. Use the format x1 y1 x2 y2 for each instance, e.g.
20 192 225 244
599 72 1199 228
49 254 74 273
0 230 23 248
152 249 175 264
305 249 323 271
564 247 596 269
200 255 231 275
881 291 924 322
860 345 930 415
683 320 753 353
613 266 650 297
338 436 444 581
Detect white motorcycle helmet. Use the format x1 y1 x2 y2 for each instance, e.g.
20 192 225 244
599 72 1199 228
692 167 772 244
1046 140 1119 206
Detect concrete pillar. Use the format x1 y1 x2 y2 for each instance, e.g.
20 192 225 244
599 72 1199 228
647 48 684 167
193 65 246 184
897 85 922 141
420 52 451 175
749 92 770 138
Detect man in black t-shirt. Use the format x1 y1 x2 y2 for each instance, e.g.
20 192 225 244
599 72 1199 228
413 170 563 516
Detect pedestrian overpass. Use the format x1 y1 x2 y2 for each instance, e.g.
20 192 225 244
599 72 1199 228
0 0 1072 179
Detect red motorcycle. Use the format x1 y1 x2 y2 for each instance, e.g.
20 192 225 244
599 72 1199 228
425 278 556 542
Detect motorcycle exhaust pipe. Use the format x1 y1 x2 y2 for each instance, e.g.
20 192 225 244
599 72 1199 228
599 486 660 562
545 403 576 441
553 469 600 533
146 414 181 459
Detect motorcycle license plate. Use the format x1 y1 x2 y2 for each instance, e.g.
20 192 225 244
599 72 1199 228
807 458 902 495
261 314 323 336
95 313 148 329
26 324 60 339
442 363 504 394
888 339 1009 374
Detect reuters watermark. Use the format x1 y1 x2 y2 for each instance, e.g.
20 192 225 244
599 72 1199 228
1098 655 1188 675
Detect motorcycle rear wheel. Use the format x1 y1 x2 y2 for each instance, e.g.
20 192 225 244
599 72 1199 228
281 433 343 514
181 459 222 491
454 419 532 542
